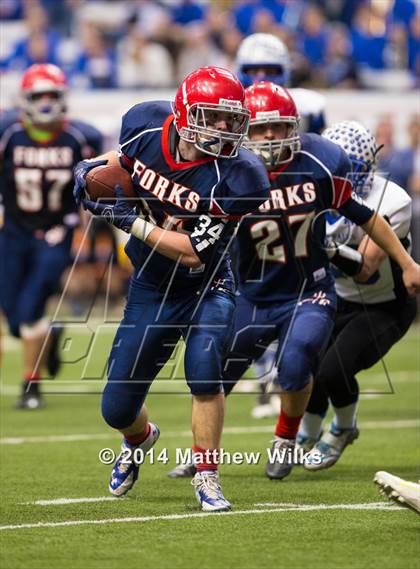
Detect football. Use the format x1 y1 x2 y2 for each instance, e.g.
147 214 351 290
85 164 136 201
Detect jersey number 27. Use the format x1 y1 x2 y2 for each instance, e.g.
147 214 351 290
250 212 315 263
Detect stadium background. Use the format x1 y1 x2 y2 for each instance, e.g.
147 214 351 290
0 2 419 569
1 0 419 259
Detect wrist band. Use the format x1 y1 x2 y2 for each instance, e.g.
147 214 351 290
131 217 156 241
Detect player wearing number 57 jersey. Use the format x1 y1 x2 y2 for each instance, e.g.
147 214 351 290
0 64 103 409
222 82 420 481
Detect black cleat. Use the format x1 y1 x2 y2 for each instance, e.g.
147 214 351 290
15 381 44 410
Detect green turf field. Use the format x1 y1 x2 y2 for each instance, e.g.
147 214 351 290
1 323 419 569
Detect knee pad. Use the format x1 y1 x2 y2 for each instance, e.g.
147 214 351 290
275 342 316 392
101 385 146 430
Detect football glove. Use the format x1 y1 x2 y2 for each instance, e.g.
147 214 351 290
73 158 108 205
81 185 139 233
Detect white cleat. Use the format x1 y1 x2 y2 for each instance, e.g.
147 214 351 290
374 471 420 515
303 426 359 470
192 471 231 512
109 423 160 497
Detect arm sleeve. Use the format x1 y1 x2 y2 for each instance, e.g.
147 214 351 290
189 214 231 264
338 195 375 226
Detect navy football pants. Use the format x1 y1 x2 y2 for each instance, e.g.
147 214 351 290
0 222 73 338
223 287 336 394
102 276 236 430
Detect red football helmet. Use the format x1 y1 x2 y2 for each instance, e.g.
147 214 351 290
174 66 250 158
244 81 300 169
20 63 67 126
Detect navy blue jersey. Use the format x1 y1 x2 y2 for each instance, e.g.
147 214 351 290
0 112 103 231
236 133 372 304
118 100 271 293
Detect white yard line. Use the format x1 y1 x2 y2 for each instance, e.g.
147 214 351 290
253 502 398 510
1 419 419 446
23 497 398 509
25 497 121 506
0 502 402 531
1 372 418 395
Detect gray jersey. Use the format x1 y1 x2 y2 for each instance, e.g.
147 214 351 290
326 175 412 304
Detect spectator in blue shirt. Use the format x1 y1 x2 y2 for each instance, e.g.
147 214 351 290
350 4 389 70
376 115 419 196
0 0 23 20
3 3 62 70
407 14 420 80
233 0 287 35
392 0 417 29
172 0 206 25
299 4 330 66
70 23 117 89
322 23 359 87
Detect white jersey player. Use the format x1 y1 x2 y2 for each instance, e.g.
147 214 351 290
327 174 412 304
299 121 417 470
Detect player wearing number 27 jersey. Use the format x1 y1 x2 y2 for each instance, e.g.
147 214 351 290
0 64 102 409
168 83 378 479
222 82 383 480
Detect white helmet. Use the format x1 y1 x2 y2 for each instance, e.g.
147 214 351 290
322 121 380 198
236 33 291 88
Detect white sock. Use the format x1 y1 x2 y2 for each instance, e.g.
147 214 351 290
332 403 358 431
298 412 324 440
